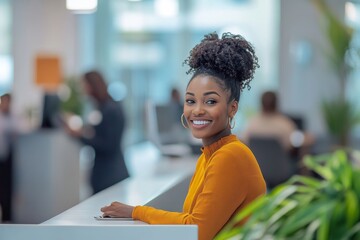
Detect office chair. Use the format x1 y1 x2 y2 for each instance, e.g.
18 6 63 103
283 113 305 131
249 136 295 189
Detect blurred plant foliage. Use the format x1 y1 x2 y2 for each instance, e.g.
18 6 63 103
311 0 353 76
311 0 360 146
59 77 84 116
322 100 360 145
215 149 360 240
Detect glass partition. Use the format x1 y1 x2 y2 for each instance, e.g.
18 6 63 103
93 0 279 144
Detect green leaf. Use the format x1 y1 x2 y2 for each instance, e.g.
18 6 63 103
267 200 298 229
214 227 242 240
290 193 316 207
345 190 359 228
352 169 360 199
317 213 330 240
304 219 321 240
277 200 335 237
330 200 346 226
340 223 360 240
304 155 334 180
228 195 267 225
286 175 322 189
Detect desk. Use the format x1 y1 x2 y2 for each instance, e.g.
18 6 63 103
36 155 198 239
42 172 193 226
1 163 198 239
13 130 81 223
3 140 199 239
0 225 197 240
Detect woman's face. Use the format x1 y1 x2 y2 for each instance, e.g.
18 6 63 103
0 96 10 113
184 75 238 145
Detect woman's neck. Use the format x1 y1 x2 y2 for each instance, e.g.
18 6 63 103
202 128 231 147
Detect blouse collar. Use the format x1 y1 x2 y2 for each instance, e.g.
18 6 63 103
201 134 238 160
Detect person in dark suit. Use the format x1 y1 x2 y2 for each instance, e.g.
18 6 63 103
66 71 129 194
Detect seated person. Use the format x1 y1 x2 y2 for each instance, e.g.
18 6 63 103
100 32 266 240
241 91 314 172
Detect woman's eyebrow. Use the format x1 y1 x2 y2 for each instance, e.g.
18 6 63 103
185 91 220 96
204 91 220 96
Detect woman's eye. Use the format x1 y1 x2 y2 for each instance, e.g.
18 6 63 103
206 99 217 105
185 99 195 105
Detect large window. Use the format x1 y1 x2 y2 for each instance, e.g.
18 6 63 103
0 0 12 95
92 0 279 144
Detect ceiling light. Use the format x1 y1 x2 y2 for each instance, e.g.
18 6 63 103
66 0 97 14
154 0 179 17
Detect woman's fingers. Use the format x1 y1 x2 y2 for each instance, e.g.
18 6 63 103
102 211 118 217
100 205 110 212
100 202 119 212
99 202 133 218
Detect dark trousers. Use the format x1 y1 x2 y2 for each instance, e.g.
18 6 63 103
0 150 12 222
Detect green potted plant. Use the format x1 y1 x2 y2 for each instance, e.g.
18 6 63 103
215 149 360 239
321 100 360 147
59 76 84 116
311 0 360 146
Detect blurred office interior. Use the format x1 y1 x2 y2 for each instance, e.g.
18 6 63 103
0 0 360 223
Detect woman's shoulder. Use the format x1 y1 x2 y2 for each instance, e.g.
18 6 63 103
215 138 256 164
209 140 262 179
222 137 251 152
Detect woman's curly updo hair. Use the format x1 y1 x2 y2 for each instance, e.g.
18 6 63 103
184 32 259 102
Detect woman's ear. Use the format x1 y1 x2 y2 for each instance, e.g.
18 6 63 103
229 100 238 118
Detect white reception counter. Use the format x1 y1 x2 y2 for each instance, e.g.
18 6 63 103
42 172 193 226
1 142 199 240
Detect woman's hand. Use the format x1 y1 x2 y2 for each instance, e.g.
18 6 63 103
61 112 84 137
100 202 134 218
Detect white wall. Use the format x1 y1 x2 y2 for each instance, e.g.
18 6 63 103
279 0 346 135
11 0 81 125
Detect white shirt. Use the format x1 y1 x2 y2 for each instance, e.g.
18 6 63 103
241 113 297 150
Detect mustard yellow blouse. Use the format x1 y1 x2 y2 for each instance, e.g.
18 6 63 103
132 134 266 240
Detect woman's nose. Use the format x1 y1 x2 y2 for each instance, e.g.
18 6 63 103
192 103 205 115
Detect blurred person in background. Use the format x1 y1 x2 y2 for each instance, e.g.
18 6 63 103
241 91 315 171
65 71 129 194
168 87 188 144
169 88 183 123
100 32 266 240
0 93 27 222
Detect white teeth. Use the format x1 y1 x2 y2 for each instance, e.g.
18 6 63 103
193 120 210 125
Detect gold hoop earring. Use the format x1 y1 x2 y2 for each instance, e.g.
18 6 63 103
229 117 235 130
181 113 189 129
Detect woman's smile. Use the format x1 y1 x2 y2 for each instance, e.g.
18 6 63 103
184 75 237 146
191 119 212 129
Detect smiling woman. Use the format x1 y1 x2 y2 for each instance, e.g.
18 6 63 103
100 32 266 240
184 76 236 144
